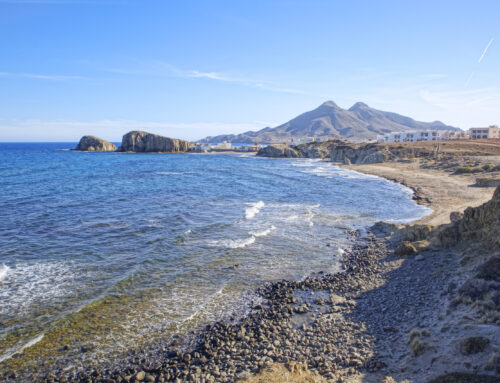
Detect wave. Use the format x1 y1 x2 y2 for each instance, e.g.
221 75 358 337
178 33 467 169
215 236 256 249
0 333 44 363
250 225 276 237
245 201 265 219
0 263 10 282
156 171 184 175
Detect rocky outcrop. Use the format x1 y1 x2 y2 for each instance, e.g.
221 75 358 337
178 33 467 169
434 187 500 248
258 140 391 164
118 131 192 153
257 144 302 158
74 136 116 152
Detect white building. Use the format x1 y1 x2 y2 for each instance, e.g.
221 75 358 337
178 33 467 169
213 141 232 150
376 130 467 143
468 125 500 139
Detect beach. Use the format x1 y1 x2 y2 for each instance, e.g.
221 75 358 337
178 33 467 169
345 162 496 226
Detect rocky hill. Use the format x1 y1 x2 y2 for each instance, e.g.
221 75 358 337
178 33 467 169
118 131 193 153
74 136 116 152
202 101 458 144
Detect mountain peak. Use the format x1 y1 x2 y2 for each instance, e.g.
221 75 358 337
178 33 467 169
349 102 369 111
320 100 339 108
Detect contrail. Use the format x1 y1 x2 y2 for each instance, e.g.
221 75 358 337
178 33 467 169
464 71 474 88
478 38 494 63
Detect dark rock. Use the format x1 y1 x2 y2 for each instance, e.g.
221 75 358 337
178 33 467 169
257 144 302 158
394 241 417 256
118 131 192 153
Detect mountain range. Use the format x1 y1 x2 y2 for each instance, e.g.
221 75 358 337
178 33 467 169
200 101 458 143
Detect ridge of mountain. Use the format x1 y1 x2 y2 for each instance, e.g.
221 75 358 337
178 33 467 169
200 101 458 144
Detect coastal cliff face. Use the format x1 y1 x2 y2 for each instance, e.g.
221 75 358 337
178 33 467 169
75 136 116 152
257 140 391 164
435 186 500 248
257 144 302 158
118 131 193 153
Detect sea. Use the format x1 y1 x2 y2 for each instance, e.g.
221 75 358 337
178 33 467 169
0 143 431 372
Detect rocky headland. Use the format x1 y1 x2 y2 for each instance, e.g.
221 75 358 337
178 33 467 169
74 136 117 152
118 131 193 153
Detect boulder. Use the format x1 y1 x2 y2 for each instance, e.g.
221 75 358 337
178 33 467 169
257 144 302 158
394 241 417 256
118 131 192 153
74 136 116 152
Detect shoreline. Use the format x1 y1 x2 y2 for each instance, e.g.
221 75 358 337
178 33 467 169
343 162 496 226
4 161 499 383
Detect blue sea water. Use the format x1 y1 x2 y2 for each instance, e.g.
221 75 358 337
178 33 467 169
0 143 430 370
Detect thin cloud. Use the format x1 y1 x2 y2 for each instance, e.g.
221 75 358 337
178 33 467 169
478 38 494 63
105 61 309 95
0 119 269 141
0 71 84 81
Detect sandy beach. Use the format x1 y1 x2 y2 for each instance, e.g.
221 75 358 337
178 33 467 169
345 162 497 226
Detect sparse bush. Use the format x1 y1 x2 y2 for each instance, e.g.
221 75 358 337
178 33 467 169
410 337 427 356
421 328 430 337
482 163 494 171
454 166 482 174
408 328 420 342
459 336 490 355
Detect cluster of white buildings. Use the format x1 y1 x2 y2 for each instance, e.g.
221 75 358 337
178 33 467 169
469 125 500 139
376 125 499 143
191 141 259 153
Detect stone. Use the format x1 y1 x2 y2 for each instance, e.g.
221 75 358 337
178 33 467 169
118 130 192 153
75 135 116 152
135 371 145 381
257 144 302 158
394 241 417 256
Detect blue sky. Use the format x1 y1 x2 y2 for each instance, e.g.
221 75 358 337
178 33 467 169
0 0 498 141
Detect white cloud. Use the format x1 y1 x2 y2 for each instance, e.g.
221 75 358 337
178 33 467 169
0 119 268 142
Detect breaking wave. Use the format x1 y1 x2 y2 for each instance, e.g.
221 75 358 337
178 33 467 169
245 201 265 219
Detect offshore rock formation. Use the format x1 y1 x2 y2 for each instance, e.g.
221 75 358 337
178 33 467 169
256 144 302 158
74 136 116 152
118 131 193 153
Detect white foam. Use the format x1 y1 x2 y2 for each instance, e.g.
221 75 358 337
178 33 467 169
250 225 276 237
245 201 265 219
0 263 10 282
216 236 256 249
0 333 44 363
0 261 78 317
